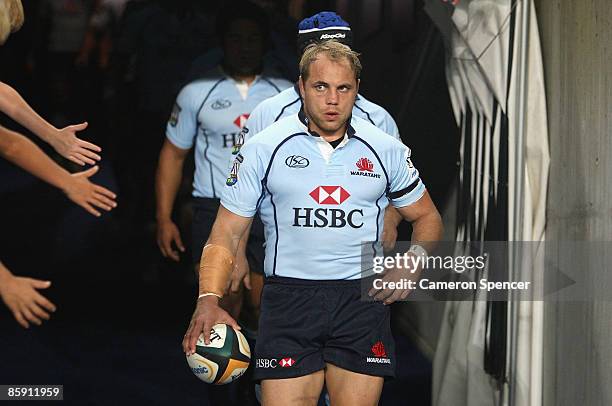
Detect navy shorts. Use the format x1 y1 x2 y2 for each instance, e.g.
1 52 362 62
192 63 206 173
191 197 265 274
253 276 395 381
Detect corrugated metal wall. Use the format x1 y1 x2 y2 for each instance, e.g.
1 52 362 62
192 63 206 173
534 1 612 405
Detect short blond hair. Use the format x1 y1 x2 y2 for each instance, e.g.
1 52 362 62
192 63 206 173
0 0 24 45
299 40 362 82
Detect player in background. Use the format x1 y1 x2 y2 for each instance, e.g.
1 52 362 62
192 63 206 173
0 0 117 328
184 40 443 406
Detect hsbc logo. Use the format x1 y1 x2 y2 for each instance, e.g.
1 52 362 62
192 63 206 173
255 357 296 368
295 186 362 228
309 186 350 205
233 114 250 129
279 358 295 368
320 33 346 40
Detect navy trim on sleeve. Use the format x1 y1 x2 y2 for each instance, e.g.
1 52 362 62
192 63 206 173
388 178 421 200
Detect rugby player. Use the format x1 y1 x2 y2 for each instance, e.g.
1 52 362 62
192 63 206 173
155 1 291 322
183 41 443 405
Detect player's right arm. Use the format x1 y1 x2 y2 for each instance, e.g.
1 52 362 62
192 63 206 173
155 83 200 261
183 139 266 353
183 207 253 353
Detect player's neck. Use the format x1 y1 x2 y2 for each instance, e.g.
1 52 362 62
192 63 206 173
232 73 257 85
309 121 346 143
222 63 260 85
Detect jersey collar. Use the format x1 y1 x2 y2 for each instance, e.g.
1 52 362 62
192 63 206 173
297 107 356 140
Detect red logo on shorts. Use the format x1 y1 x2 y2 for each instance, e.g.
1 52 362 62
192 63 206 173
356 157 374 172
371 341 387 358
309 186 350 205
280 358 295 367
233 114 250 129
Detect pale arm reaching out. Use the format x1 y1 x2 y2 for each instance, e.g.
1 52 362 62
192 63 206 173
0 125 117 216
0 81 102 165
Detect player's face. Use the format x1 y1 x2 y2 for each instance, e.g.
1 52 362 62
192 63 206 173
299 54 359 140
223 19 264 75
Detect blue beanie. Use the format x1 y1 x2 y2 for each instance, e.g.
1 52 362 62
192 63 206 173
297 11 353 54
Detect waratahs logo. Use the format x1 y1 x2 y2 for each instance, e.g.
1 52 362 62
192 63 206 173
366 341 391 364
351 157 381 178
371 341 387 358
356 157 374 172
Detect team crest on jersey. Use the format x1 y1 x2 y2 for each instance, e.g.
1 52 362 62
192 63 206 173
226 154 243 186
406 149 414 168
232 127 248 155
211 99 232 110
350 158 381 179
169 103 181 127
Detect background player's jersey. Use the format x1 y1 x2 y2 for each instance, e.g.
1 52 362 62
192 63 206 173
166 67 292 198
222 112 425 280
245 85 401 139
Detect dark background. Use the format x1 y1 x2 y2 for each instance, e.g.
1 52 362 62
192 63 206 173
0 0 458 404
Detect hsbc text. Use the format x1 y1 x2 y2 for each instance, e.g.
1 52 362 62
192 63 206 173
292 208 364 228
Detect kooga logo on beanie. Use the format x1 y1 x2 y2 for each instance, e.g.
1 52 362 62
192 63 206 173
320 32 346 40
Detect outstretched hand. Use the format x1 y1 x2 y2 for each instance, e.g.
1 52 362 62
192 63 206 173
51 122 102 166
0 276 57 328
63 166 117 217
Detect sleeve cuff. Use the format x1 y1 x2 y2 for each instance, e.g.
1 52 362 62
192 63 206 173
166 131 193 150
220 200 256 218
391 181 426 208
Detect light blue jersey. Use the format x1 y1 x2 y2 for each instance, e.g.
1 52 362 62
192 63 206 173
166 67 292 198
245 85 401 140
222 111 425 280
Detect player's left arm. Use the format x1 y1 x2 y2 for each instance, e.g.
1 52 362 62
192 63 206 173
370 192 443 304
369 142 442 303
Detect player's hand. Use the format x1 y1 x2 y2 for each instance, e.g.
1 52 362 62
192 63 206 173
156 219 185 261
368 253 421 304
229 253 250 294
63 166 117 217
50 122 102 166
381 221 398 253
183 295 241 354
0 276 57 328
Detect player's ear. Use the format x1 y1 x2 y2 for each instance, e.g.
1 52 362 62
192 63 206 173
356 78 360 94
298 76 306 99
